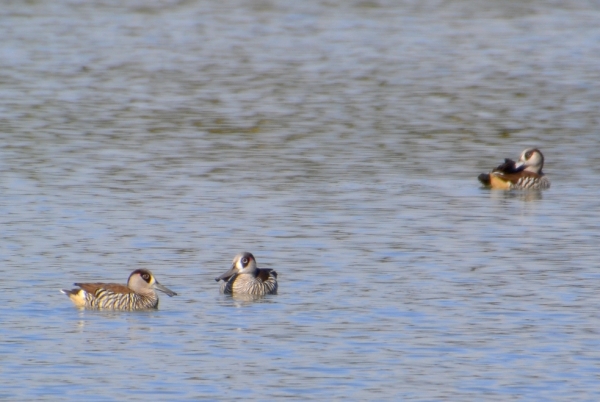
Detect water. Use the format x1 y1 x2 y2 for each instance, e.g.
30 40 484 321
1 1 600 400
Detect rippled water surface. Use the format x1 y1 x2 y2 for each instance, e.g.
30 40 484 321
1 1 600 400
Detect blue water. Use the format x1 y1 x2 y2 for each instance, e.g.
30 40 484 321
1 0 600 401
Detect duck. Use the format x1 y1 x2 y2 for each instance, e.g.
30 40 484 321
215 252 278 296
478 148 550 190
61 269 177 310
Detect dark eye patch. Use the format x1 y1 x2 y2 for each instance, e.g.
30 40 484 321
241 257 249 265
525 150 533 159
142 274 150 281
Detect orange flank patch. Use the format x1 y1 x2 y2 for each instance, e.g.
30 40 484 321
66 289 87 308
489 175 512 190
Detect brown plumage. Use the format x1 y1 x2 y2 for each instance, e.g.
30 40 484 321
478 148 550 190
61 269 177 310
215 252 278 297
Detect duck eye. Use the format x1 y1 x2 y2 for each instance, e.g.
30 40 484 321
242 257 249 265
525 151 533 159
142 274 150 281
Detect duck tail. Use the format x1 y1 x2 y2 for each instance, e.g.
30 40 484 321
478 173 491 186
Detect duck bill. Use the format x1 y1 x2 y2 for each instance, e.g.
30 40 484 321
154 281 177 297
215 264 236 282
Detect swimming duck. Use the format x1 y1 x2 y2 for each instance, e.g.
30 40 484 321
61 269 177 310
215 252 278 296
478 148 550 190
